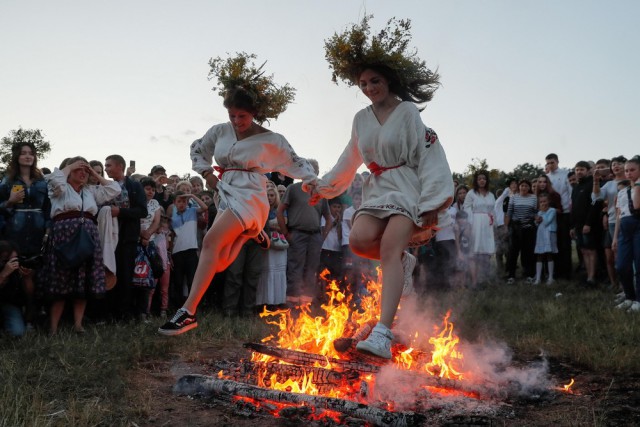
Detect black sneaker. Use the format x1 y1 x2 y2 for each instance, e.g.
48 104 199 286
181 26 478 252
253 230 271 250
158 308 197 336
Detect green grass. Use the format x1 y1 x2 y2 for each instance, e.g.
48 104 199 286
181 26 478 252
1 283 638 425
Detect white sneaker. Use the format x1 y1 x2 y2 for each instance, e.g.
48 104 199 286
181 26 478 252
614 292 626 304
533 279 541 286
616 299 634 310
356 323 394 359
401 252 417 296
628 301 640 312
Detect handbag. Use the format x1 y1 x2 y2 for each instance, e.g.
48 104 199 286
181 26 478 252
132 244 156 288
144 241 164 279
19 233 47 270
54 192 95 269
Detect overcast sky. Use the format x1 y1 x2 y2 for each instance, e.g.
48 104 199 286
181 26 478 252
1 0 638 178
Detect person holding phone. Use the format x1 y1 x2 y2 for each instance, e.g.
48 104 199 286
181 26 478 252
0 142 51 330
150 165 173 210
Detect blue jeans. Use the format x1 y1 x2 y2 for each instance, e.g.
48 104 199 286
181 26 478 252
615 216 640 301
0 303 26 337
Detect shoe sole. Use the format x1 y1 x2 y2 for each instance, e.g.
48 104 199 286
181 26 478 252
157 322 198 336
355 341 391 359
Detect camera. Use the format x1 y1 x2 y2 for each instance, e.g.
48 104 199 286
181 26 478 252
19 254 43 270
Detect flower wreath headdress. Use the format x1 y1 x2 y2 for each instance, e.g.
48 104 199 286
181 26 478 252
324 15 440 110
208 52 296 124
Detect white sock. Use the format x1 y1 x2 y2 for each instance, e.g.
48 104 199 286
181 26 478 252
535 262 543 281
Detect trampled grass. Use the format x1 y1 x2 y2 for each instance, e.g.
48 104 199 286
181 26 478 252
1 282 638 425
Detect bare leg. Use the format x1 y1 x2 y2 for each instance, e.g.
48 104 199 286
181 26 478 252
73 299 87 332
350 214 415 328
50 300 65 335
605 248 617 288
182 210 249 314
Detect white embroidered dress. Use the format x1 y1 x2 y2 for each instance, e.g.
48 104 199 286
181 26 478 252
190 122 317 237
315 102 453 246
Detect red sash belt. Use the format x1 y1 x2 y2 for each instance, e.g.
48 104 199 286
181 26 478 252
213 166 250 179
367 161 406 176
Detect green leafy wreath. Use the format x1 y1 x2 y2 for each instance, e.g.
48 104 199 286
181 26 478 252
324 15 439 106
208 52 296 124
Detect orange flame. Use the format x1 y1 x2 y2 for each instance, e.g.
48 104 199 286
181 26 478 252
562 378 575 393
231 272 468 402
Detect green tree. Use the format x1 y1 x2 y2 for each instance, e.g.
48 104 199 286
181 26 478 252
0 128 51 167
509 162 544 181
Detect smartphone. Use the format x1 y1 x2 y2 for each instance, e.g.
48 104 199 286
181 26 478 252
11 184 24 193
130 160 136 168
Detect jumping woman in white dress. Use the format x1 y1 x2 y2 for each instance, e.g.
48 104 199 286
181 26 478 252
312 17 454 358
159 53 317 335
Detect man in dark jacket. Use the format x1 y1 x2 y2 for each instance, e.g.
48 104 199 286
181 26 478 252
570 161 603 286
105 154 148 319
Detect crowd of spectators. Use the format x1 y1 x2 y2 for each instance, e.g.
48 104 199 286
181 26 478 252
1 146 639 337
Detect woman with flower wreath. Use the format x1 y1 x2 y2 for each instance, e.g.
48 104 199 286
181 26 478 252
159 53 318 335
311 16 454 358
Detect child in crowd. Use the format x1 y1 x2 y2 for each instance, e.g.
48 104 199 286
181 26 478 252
454 210 471 287
533 194 557 285
136 178 163 321
167 191 207 306
319 197 348 290
256 186 288 309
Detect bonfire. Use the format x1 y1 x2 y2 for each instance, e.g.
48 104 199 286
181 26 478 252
175 270 574 426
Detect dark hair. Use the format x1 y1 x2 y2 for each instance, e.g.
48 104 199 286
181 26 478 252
472 170 490 192
518 179 532 193
6 142 43 181
545 153 559 161
59 158 71 169
535 174 556 196
567 170 576 177
89 160 104 177
595 158 610 167
223 87 259 119
105 154 126 170
329 197 343 206
358 64 439 111
627 155 640 166
574 160 591 170
611 155 627 164
139 177 155 188
199 190 214 199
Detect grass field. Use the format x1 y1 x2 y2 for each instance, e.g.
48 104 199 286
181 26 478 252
1 279 638 426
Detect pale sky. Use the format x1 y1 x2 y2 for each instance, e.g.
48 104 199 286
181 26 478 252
1 0 639 178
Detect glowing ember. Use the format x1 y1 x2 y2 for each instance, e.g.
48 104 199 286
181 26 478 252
562 378 575 393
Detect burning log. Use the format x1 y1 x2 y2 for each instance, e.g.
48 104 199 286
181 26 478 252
217 360 360 393
175 374 426 427
245 342 383 373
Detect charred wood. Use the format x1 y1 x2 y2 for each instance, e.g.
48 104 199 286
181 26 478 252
245 342 383 373
175 374 426 427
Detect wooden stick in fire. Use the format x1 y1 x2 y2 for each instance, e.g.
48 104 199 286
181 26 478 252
175 374 426 427
244 342 383 373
